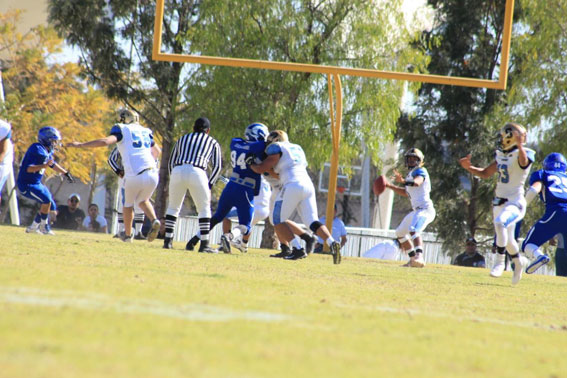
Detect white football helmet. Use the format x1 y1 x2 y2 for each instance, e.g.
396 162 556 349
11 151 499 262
498 122 526 152
266 130 288 145
244 123 269 141
118 108 139 124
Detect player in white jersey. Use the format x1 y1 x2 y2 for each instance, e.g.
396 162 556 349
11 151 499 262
383 148 436 268
460 123 535 283
0 119 14 203
67 108 162 242
250 131 341 263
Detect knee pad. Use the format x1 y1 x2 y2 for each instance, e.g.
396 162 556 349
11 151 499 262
309 221 324 234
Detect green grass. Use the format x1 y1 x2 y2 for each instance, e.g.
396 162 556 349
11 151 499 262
1 224 566 378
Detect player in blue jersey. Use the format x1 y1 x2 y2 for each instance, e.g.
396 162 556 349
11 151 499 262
17 126 75 235
185 123 269 253
521 152 567 276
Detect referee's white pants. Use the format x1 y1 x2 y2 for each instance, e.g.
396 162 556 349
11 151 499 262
123 169 159 208
167 164 211 218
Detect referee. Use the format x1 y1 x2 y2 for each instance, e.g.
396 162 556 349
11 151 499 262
163 117 222 252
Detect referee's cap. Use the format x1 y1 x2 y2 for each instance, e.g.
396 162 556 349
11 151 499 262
194 117 211 132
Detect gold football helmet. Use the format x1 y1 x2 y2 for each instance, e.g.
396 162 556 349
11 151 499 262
266 130 289 145
404 148 425 168
498 123 526 152
118 108 139 124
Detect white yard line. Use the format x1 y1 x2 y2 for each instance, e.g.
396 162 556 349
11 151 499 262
0 286 291 323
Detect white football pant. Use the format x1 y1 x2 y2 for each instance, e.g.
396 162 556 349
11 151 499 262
271 181 318 226
123 169 159 208
493 199 526 255
395 206 436 241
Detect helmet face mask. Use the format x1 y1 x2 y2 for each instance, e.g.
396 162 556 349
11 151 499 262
498 123 526 152
266 130 288 145
118 108 139 124
244 123 269 142
404 148 424 168
38 126 62 152
543 152 567 173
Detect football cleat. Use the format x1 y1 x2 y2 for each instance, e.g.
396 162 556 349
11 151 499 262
525 254 550 275
231 238 248 253
511 255 529 285
146 219 161 242
490 254 506 277
163 237 173 249
198 240 217 254
39 224 55 235
26 224 40 233
220 233 232 254
270 250 291 258
120 233 133 243
284 247 307 260
410 252 425 268
331 241 342 264
186 235 200 251
305 234 317 255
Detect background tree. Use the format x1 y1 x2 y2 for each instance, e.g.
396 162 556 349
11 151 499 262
396 0 524 254
49 0 429 223
0 10 114 199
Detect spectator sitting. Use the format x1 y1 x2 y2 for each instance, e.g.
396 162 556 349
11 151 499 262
362 239 400 260
313 204 347 253
83 203 108 233
453 237 486 268
53 193 85 230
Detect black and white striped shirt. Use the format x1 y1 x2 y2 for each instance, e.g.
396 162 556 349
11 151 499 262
168 132 222 187
107 147 123 175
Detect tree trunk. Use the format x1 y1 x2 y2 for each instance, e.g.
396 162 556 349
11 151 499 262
154 138 172 219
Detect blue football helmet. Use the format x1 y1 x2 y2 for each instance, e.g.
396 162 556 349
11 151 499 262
543 152 567 173
38 126 62 152
244 123 269 142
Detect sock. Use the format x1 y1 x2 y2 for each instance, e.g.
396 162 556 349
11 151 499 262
415 247 423 255
165 214 177 239
134 213 144 234
117 212 124 233
299 233 312 242
199 217 210 241
281 244 290 254
325 236 336 246
290 238 302 249
408 248 416 257
40 212 48 225
32 213 41 226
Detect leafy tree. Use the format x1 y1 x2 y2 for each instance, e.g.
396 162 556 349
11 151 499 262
0 10 114 188
48 0 428 222
396 0 523 254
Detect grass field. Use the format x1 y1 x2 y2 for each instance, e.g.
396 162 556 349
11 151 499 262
1 224 566 378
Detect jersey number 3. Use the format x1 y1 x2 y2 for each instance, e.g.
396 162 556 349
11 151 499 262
497 164 509 184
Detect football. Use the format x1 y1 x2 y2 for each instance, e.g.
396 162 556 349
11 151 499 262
373 175 387 196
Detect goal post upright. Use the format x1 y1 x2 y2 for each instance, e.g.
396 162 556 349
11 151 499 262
151 0 515 237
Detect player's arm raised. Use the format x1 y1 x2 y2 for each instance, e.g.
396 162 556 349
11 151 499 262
67 135 118 148
459 154 497 179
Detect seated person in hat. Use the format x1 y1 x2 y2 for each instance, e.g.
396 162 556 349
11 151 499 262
53 193 85 230
453 237 486 268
